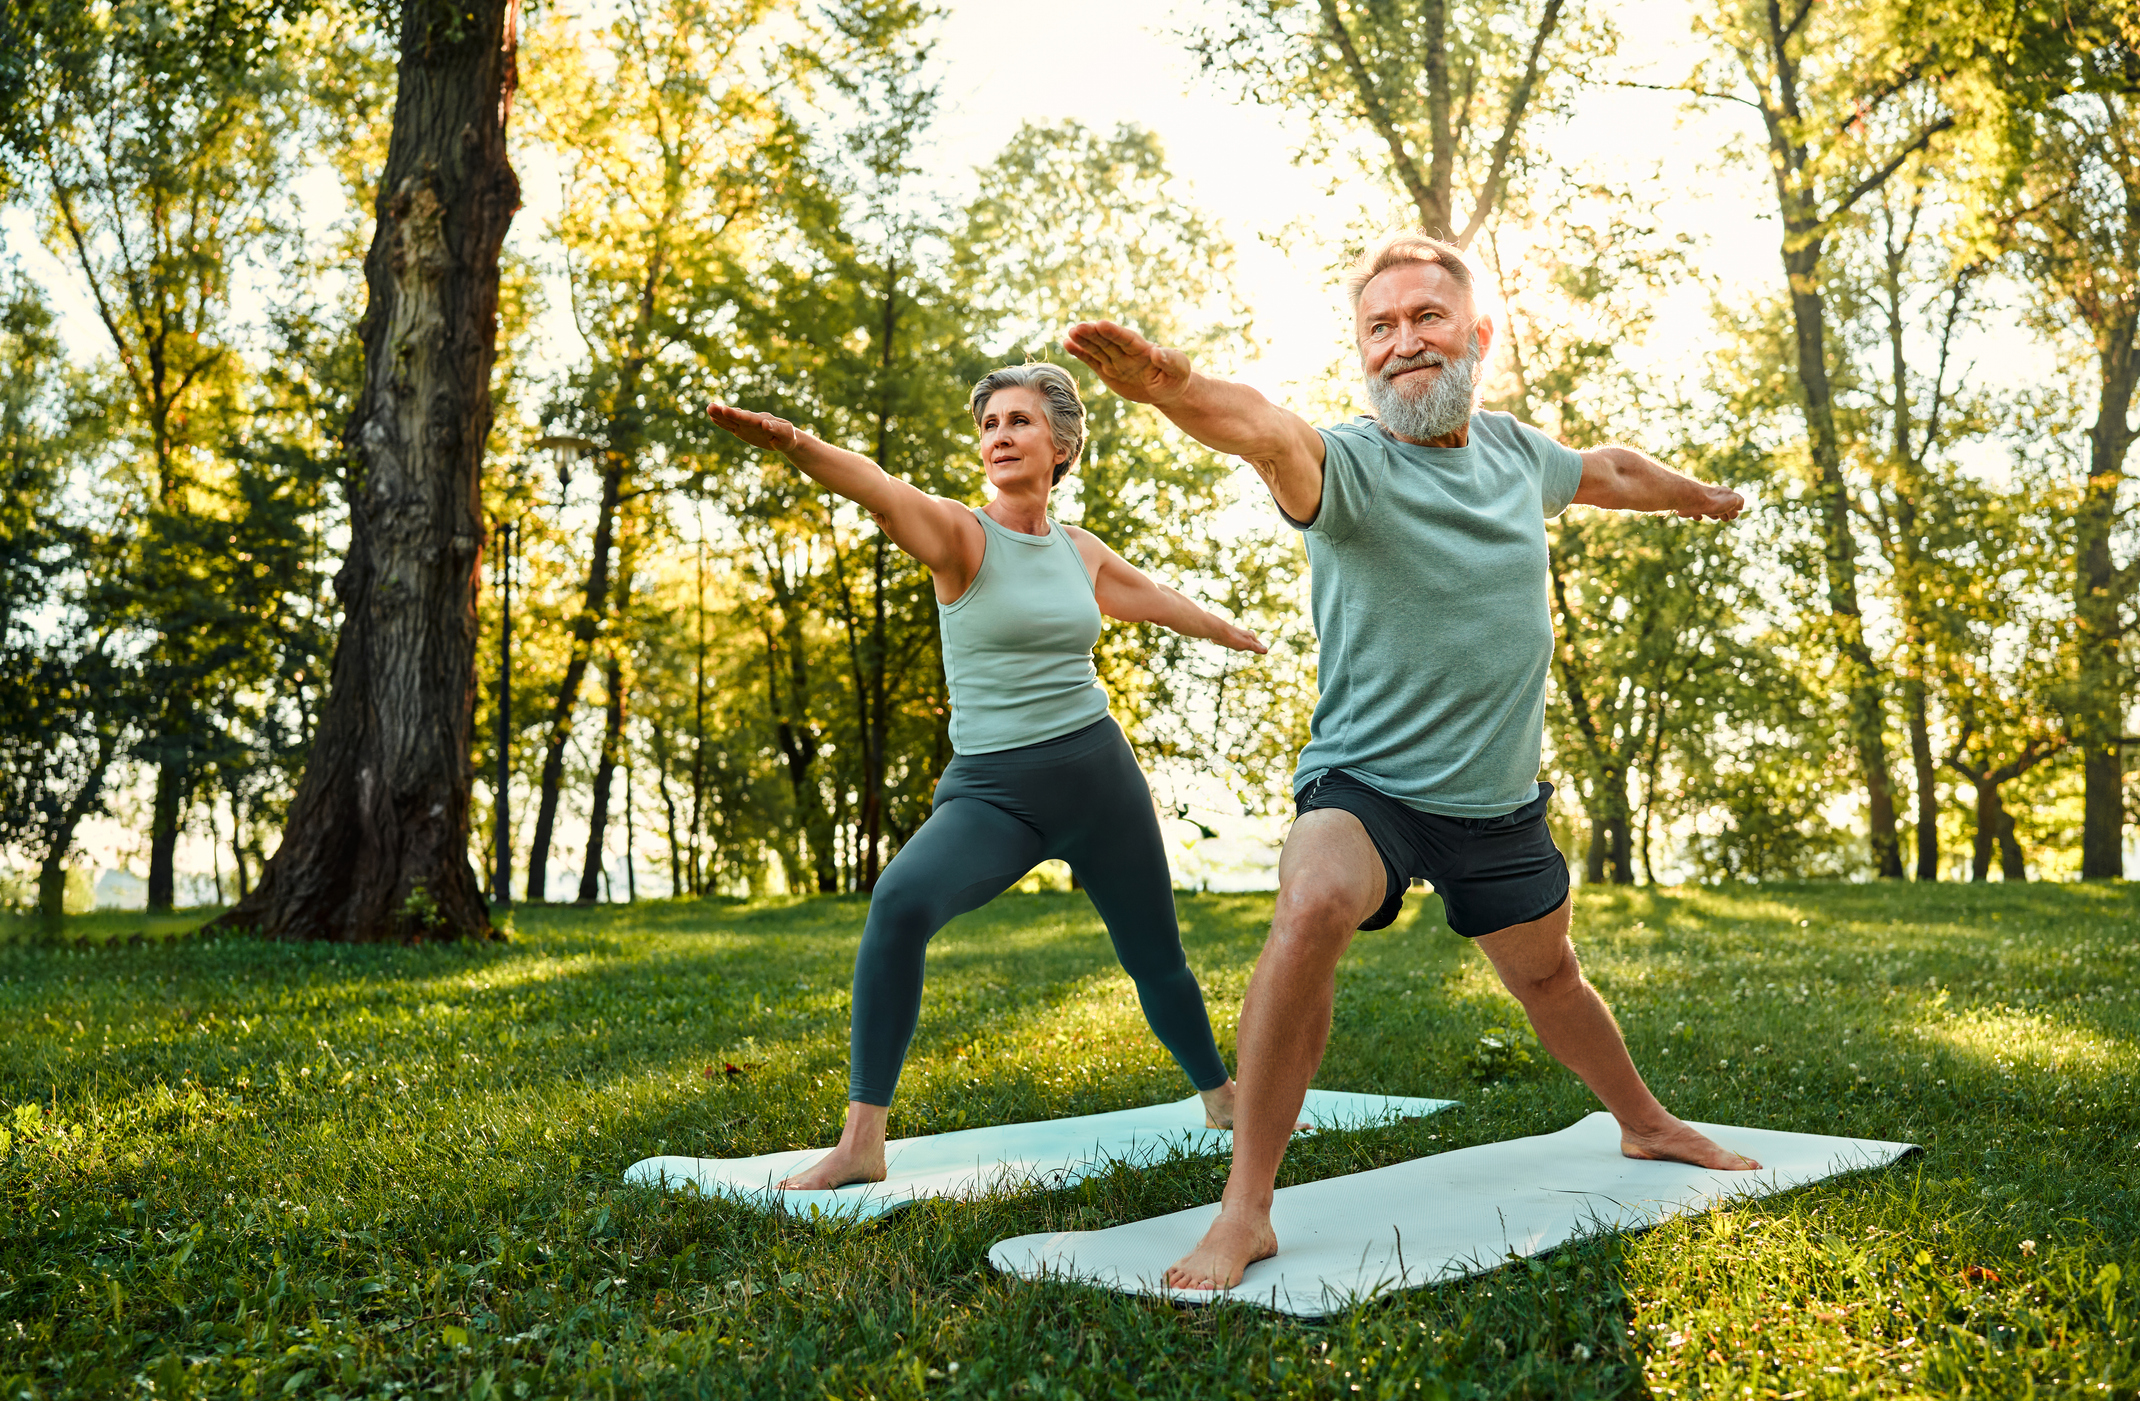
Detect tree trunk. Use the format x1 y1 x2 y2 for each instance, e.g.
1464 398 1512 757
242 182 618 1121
1583 764 1633 885
207 0 520 943
690 530 706 896
1969 778 2002 882
577 650 626 903
1906 675 1938 881
225 774 250 902
1784 240 1904 878
493 518 514 903
526 454 623 900
147 756 182 911
2076 316 2137 879
37 730 116 926
651 723 682 896
764 604 836 894
1997 807 2026 881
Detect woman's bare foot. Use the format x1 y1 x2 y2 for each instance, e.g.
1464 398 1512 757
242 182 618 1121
776 1141 887 1190
776 1100 891 1189
1165 1205 1278 1290
1621 1115 1761 1171
1198 1080 1308 1132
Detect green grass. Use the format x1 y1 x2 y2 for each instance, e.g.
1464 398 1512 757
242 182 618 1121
3 883 2137 1399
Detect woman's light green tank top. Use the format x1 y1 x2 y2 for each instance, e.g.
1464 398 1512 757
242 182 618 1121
938 509 1110 755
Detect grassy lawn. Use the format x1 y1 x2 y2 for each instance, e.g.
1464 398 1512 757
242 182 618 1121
3 882 2137 1399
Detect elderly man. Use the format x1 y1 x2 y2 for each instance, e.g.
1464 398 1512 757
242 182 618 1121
1063 231 1758 1292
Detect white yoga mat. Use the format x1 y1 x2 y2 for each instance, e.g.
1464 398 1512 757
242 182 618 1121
624 1089 1455 1222
989 1112 1917 1317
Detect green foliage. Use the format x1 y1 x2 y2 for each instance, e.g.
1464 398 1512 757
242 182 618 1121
2 884 2137 1396
1462 1024 1536 1083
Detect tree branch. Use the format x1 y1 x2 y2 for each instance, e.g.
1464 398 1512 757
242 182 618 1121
1317 0 1438 228
1822 117 1956 228
1456 0 1565 250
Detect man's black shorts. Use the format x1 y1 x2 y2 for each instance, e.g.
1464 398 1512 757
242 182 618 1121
1295 771 1570 937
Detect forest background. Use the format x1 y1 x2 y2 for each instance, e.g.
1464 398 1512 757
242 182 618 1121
0 0 2133 923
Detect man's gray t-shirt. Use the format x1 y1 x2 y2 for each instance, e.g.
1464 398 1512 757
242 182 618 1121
1285 410 1585 818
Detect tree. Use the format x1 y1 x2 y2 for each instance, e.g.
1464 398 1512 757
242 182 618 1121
1935 486 2070 881
0 272 136 923
1184 0 1579 247
516 0 795 898
1484 179 1748 882
2005 89 2140 879
1842 177 1993 881
1689 0 2117 879
213 0 522 942
25 0 301 909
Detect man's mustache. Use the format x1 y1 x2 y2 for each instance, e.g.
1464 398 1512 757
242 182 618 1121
1378 349 1449 381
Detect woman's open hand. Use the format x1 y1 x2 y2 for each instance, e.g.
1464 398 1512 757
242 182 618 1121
1212 619 1268 655
706 402 800 454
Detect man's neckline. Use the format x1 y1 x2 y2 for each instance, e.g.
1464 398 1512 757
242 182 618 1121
1369 415 1474 450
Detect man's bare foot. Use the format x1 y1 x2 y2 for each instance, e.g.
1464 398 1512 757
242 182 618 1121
1164 1205 1278 1291
1621 1115 1761 1171
776 1142 887 1190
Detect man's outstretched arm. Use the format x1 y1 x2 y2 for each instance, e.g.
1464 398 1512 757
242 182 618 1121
1064 320 1328 523
1574 446 1745 520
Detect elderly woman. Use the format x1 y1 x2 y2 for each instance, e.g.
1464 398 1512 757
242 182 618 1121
706 363 1266 1189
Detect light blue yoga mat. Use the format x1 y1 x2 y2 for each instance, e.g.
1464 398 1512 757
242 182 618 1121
624 1089 1456 1222
990 1112 1917 1317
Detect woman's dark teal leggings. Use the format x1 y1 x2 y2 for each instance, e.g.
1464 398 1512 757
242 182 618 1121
847 716 1230 1106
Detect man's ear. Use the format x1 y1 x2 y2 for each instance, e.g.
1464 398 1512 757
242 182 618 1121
1471 312 1497 362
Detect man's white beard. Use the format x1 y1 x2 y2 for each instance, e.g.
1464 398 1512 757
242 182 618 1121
1365 333 1482 442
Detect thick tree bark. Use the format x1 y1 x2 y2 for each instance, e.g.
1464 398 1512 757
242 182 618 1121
207 0 520 942
146 756 182 910
2076 317 2138 878
577 650 626 903
526 454 623 900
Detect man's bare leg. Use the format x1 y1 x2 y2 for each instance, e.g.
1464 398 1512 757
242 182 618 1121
1165 811 1385 1290
777 1102 889 1189
1475 899 1760 1171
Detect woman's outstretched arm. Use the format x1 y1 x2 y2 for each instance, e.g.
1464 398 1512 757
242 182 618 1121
707 403 979 582
1065 527 1266 654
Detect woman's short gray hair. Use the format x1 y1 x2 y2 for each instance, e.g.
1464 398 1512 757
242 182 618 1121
968 362 1086 485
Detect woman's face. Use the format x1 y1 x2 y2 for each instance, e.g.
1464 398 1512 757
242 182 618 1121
976 386 1062 495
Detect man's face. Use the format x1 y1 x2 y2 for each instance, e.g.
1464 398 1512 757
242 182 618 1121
1354 260 1492 393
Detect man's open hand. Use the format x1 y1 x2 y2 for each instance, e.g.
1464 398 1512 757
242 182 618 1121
1677 486 1745 521
1063 321 1193 406
706 402 800 454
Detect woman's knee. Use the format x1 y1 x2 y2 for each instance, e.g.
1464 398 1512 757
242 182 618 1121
1115 932 1191 986
859 868 939 953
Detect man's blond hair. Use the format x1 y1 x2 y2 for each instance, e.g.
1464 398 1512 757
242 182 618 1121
1343 231 1476 310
